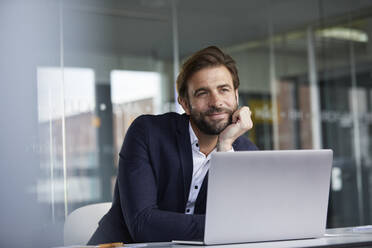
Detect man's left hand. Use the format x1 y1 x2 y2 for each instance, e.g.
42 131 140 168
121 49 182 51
217 106 253 151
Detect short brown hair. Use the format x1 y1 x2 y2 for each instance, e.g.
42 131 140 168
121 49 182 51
176 46 240 99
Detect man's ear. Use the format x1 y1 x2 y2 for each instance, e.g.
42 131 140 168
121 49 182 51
178 96 191 115
235 89 239 105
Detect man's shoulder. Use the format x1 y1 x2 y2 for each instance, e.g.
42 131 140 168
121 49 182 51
134 112 186 124
233 135 258 151
130 112 189 133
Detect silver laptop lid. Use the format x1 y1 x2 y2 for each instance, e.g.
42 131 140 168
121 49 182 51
204 149 333 245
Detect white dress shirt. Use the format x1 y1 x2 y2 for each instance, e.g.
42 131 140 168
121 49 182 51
185 122 233 214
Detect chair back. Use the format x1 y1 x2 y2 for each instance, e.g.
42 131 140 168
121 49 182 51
64 202 111 245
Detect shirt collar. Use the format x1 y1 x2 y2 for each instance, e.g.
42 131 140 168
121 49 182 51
189 121 199 147
188 121 221 157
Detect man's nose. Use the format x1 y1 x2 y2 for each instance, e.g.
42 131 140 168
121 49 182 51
209 92 223 107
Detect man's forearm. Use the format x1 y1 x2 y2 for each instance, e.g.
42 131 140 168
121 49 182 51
216 139 234 152
124 207 205 242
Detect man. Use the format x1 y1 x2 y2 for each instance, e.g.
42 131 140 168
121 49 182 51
88 46 257 244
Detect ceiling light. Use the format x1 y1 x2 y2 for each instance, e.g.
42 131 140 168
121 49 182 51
316 27 368 43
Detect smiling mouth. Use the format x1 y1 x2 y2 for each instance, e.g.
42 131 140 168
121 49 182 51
207 112 228 120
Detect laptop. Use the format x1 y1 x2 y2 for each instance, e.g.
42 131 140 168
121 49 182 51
173 149 333 245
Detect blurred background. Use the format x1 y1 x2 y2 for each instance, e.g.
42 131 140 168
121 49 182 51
1 0 372 247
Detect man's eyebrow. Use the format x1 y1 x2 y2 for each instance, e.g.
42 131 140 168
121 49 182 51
193 84 233 95
217 84 233 89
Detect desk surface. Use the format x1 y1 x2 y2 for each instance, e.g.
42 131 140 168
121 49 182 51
57 227 372 248
142 227 372 248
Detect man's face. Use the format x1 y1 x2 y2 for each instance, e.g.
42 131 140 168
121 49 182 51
180 65 238 135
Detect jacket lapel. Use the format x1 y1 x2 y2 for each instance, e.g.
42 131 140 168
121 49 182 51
175 114 193 206
194 172 208 214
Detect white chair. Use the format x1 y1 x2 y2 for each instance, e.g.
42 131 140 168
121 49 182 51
64 202 111 245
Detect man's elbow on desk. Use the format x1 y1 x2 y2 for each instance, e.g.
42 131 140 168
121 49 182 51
127 209 205 242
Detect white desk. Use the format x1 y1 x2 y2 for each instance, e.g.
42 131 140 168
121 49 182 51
143 227 372 248
56 227 372 248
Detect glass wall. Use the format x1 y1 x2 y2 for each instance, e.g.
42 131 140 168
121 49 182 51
1 0 372 246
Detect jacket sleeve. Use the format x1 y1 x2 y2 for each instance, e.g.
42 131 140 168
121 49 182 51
118 116 205 242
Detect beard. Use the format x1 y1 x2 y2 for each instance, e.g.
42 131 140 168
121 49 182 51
189 104 238 135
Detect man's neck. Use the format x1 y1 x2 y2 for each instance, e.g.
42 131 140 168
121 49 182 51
190 120 218 156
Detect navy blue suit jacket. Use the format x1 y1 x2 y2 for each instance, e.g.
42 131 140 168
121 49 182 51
88 112 257 244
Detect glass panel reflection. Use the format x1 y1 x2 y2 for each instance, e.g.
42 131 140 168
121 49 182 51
111 70 162 168
37 67 97 220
